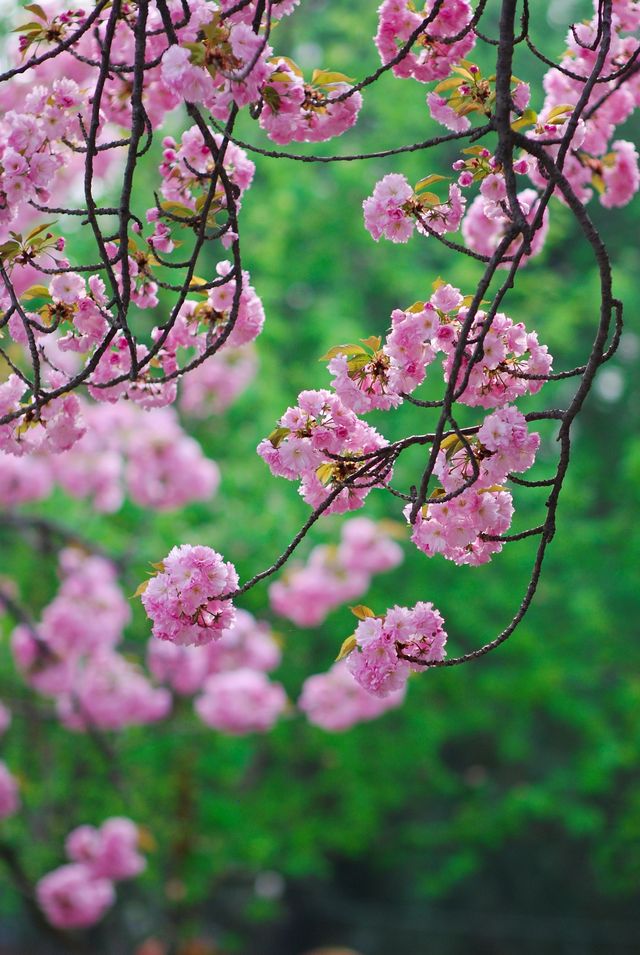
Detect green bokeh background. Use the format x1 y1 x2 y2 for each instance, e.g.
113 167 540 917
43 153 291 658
1 0 639 952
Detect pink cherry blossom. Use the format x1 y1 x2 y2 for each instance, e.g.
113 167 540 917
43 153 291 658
601 140 640 208
376 0 476 84
258 389 389 515
363 173 414 243
57 651 172 732
461 189 549 266
346 601 447 697
141 544 238 646
299 660 406 731
270 517 403 627
66 818 146 881
260 58 362 144
195 668 287 734
37 864 115 929
363 174 466 245
407 407 540 566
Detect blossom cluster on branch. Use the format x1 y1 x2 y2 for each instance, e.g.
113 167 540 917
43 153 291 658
36 818 146 929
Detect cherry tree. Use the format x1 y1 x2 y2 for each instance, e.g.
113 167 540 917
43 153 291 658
0 0 638 944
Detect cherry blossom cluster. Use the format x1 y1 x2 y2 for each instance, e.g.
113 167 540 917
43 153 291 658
148 608 287 735
141 544 239 646
407 406 540 566
0 76 84 243
9 0 291 139
55 652 172 732
16 6 86 59
259 59 363 144
160 19 273 119
195 668 288 735
157 2 362 143
525 4 640 210
324 281 552 413
438 295 552 408
36 817 146 929
298 660 406 731
179 342 257 416
462 184 549 264
73 238 263 419
363 172 466 244
368 5 640 268
8 1 207 130
414 13 640 221
0 375 85 457
271 544 369 627
2 267 263 461
426 59 530 133
0 16 267 451
342 602 448 697
157 0 308 127
153 124 255 245
18 549 129 659
147 608 281 695
257 389 389 514
441 147 549 264
269 517 404 627
161 261 265 359
375 0 476 84
12 549 171 731
363 155 549 266
261 276 551 598
142 536 410 729
0 401 220 512
217 0 301 24
0 35 127 356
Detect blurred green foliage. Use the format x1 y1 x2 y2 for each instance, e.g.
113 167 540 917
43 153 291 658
1 0 639 951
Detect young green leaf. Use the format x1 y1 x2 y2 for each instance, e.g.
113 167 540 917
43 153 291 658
349 604 376 620
335 634 358 662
